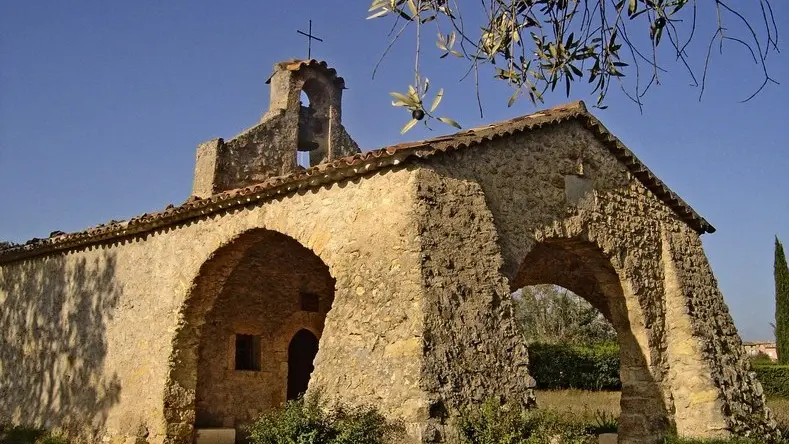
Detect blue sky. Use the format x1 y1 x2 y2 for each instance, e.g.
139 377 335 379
1 1 786 341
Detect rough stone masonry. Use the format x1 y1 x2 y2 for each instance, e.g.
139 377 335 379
0 59 780 444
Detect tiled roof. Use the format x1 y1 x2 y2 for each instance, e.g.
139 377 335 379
0 101 714 264
265 59 346 89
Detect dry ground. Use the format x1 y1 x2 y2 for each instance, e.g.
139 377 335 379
770 398 789 430
535 390 789 431
535 389 620 424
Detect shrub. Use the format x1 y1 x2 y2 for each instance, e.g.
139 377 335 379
750 351 776 365
528 342 620 391
456 399 531 444
588 410 618 435
661 436 772 444
0 423 69 444
245 394 402 444
31 437 69 444
456 399 610 444
754 365 789 399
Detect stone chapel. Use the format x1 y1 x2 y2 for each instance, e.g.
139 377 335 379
0 59 780 444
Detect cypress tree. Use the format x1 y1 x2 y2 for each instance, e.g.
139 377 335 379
775 237 789 363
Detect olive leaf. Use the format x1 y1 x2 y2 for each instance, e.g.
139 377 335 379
430 88 443 112
401 118 419 134
438 117 461 129
370 0 778 114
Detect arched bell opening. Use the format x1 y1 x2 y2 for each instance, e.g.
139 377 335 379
297 78 331 166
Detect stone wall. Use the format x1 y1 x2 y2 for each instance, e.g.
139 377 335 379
411 169 535 441
0 168 426 444
191 115 359 198
422 120 776 441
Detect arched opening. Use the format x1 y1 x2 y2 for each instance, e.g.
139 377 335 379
166 229 335 438
297 90 314 168
287 329 319 400
512 239 669 443
297 79 330 167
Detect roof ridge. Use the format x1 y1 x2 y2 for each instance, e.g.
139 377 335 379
0 102 714 264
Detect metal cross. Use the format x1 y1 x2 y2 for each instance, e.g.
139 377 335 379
296 20 323 60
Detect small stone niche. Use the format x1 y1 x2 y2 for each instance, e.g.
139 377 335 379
234 334 261 371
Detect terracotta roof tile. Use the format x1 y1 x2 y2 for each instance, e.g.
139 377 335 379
0 101 714 263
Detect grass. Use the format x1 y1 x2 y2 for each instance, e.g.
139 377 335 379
535 389 789 441
535 389 620 423
771 398 789 432
1 393 785 444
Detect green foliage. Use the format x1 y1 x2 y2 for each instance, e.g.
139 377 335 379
513 285 616 346
245 394 402 444
750 351 776 365
528 342 620 391
389 80 460 134
456 399 531 444
776 237 789 364
754 365 789 399
0 423 69 444
588 410 618 435
31 437 69 444
456 399 604 444
661 436 772 444
368 0 778 118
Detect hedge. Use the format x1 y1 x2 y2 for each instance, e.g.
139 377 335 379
528 342 620 390
753 364 789 399
527 343 789 397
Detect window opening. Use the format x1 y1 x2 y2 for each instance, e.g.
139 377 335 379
235 334 261 371
300 292 320 312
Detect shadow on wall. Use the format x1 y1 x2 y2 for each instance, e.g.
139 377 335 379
0 252 122 440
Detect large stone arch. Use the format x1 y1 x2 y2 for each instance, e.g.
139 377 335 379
162 228 336 442
416 121 778 441
512 237 669 443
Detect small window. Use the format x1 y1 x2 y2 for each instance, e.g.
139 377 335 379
235 334 261 371
300 292 320 312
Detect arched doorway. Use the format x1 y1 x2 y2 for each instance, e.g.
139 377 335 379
165 229 335 438
287 329 320 400
512 239 669 443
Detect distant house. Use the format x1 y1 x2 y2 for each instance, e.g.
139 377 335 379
743 341 778 361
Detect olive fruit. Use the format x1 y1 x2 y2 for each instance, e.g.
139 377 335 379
412 109 425 121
